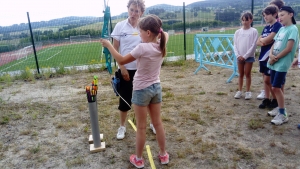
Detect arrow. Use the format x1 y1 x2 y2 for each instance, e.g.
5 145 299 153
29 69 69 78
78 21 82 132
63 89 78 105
102 32 139 39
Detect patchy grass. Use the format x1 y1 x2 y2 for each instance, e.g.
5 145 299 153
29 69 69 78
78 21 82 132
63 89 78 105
216 92 227 95
248 119 265 130
0 60 299 168
282 147 296 155
66 157 86 168
29 144 40 154
235 146 253 160
163 91 174 99
199 91 206 95
55 120 78 130
20 130 31 135
0 116 9 125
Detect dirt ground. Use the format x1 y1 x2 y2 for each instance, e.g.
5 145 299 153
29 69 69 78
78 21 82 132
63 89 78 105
0 60 300 169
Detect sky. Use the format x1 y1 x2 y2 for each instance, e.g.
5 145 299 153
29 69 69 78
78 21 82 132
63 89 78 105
0 0 202 27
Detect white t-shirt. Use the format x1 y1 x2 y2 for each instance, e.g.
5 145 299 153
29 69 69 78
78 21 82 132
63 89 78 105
111 18 141 70
130 43 163 90
233 27 258 60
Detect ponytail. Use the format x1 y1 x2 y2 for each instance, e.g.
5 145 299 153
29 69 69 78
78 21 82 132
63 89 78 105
160 30 166 57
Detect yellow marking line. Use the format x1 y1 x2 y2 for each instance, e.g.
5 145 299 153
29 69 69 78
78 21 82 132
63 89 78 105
128 120 136 131
128 120 156 169
146 145 156 169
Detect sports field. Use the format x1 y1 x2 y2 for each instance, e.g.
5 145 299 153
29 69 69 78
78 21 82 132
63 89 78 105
0 42 102 73
1 25 299 73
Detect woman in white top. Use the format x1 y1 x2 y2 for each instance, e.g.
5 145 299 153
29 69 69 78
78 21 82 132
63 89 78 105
111 0 150 140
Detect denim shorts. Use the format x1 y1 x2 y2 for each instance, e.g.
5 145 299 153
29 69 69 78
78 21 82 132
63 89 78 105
238 57 255 63
131 83 162 106
270 69 286 88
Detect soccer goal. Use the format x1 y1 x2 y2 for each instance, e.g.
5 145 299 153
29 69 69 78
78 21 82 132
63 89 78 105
15 42 43 60
16 45 33 60
186 28 191 33
70 34 91 44
201 27 209 32
167 30 175 35
220 27 225 32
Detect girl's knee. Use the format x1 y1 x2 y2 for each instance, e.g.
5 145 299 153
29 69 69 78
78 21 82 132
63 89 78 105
136 123 147 130
136 126 147 131
152 121 162 129
245 74 251 79
264 79 271 85
272 87 280 92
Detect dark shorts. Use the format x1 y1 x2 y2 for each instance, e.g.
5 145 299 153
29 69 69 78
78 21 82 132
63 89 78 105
132 83 162 106
259 61 271 76
238 57 255 63
270 69 286 88
118 69 136 112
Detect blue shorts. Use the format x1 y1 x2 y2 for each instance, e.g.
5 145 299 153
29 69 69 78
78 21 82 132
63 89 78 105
270 70 286 88
132 83 162 106
259 61 271 76
238 57 255 63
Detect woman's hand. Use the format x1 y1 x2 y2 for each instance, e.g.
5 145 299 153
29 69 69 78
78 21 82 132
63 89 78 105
100 39 112 48
120 66 130 81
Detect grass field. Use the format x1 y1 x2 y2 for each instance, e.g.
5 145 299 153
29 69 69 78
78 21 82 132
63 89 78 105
0 42 102 73
1 25 299 73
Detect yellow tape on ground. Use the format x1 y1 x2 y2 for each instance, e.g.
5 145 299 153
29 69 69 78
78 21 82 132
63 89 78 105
146 145 156 169
128 120 137 132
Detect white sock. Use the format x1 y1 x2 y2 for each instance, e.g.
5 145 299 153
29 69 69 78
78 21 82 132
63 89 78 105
136 157 142 161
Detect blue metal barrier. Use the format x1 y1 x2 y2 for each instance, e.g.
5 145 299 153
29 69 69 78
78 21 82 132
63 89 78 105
194 34 238 83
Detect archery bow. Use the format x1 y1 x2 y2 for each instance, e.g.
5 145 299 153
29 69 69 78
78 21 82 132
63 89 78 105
101 0 113 74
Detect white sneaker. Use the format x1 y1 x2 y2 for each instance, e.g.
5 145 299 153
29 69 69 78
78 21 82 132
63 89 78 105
150 124 156 134
268 107 279 117
257 90 265 100
234 91 242 99
117 126 126 139
271 112 288 125
245 92 252 100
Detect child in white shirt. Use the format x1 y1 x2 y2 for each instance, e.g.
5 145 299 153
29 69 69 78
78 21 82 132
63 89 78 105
233 12 258 100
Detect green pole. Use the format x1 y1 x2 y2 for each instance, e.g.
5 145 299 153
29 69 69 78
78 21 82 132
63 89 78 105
251 0 254 27
183 2 186 60
27 12 40 74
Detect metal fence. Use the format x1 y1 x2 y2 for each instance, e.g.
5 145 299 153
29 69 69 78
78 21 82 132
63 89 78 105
0 1 298 75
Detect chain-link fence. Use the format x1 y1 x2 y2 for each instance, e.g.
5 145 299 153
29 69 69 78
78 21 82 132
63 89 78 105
0 0 299 74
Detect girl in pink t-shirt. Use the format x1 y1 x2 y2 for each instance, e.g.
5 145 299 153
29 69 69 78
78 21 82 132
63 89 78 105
100 14 169 168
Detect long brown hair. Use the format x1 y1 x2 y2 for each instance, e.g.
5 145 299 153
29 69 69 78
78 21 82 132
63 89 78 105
138 14 166 57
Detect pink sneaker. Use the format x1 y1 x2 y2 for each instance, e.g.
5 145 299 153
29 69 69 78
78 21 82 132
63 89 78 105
158 152 169 164
129 154 144 168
